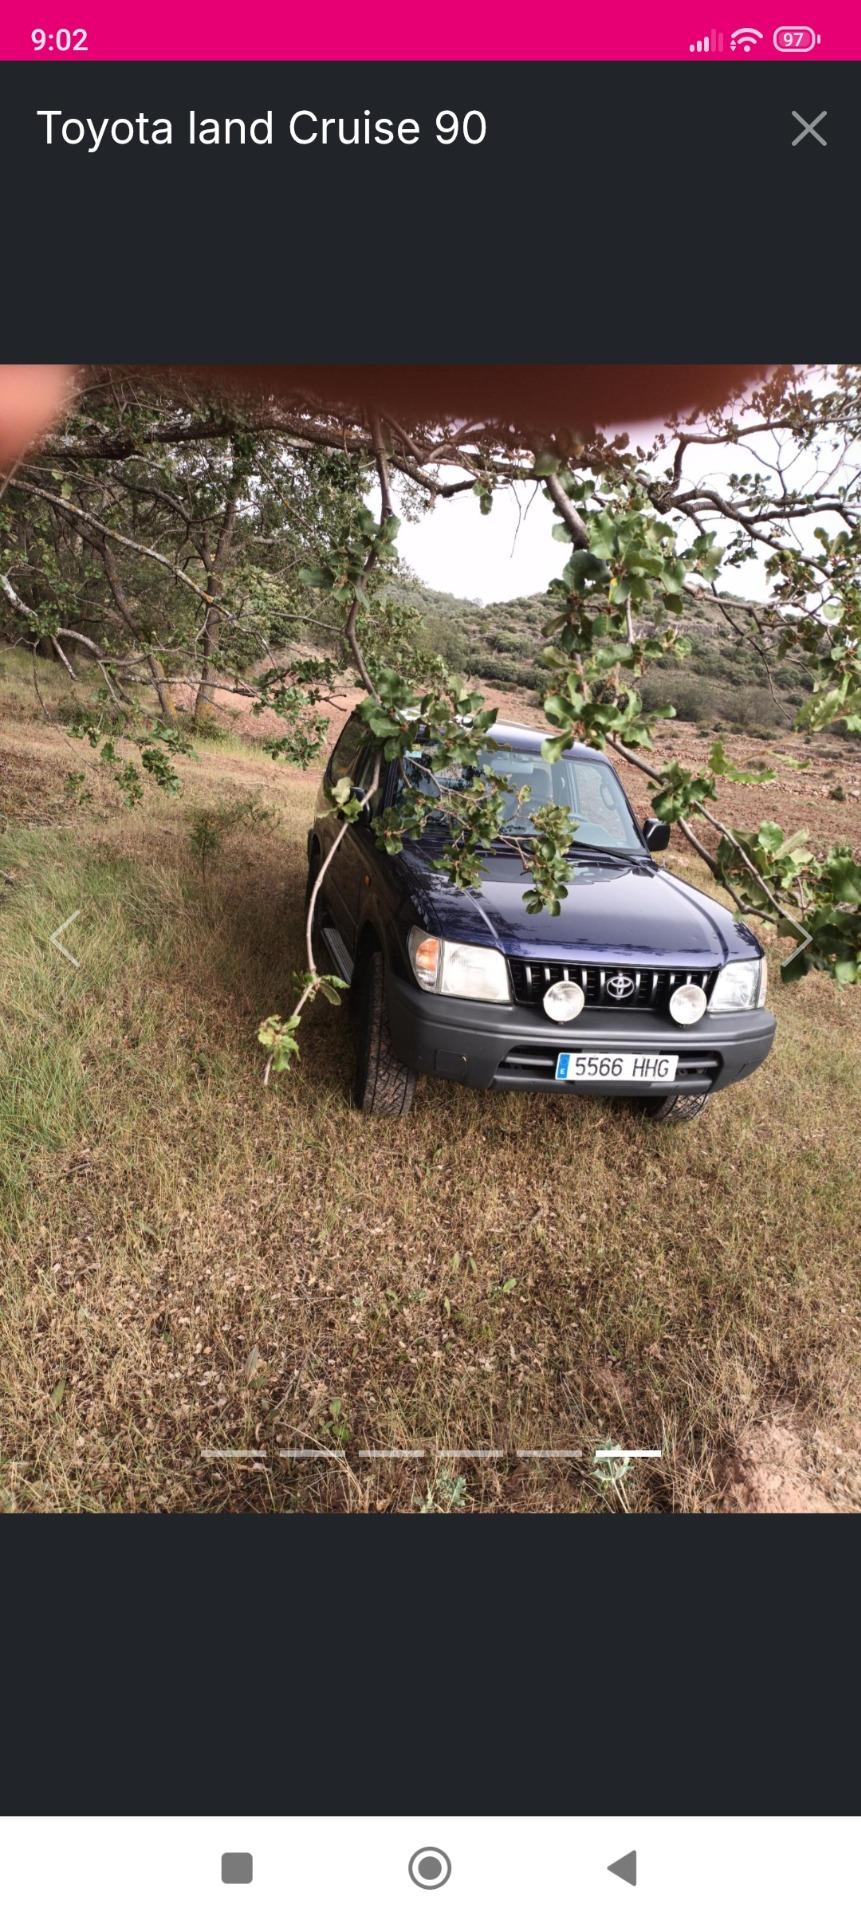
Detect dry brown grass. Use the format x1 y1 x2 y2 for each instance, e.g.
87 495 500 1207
2 668 860 1513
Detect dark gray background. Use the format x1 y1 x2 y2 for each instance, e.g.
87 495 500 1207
1 62 852 361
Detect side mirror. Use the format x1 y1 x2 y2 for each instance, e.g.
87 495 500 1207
643 816 670 852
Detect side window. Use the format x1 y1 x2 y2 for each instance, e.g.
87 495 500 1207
348 742 383 815
328 716 367 785
574 762 631 838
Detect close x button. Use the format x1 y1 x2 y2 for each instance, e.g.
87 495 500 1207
791 108 828 146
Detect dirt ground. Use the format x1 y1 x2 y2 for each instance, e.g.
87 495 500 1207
722 1419 861 1513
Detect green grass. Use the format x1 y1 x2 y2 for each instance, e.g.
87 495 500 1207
187 728 277 761
1 717 860 1513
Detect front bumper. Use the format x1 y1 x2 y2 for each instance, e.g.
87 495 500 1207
386 972 776 1097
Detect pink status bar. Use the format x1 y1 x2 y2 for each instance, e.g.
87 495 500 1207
1 0 854 58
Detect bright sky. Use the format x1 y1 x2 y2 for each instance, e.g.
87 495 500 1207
388 440 773 604
369 375 852 608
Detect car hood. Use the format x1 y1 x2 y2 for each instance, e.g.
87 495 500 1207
397 845 762 968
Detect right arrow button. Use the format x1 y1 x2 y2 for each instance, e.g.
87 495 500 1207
607 1851 637 1888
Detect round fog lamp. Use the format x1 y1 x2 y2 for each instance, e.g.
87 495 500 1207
669 982 707 1026
543 979 585 1023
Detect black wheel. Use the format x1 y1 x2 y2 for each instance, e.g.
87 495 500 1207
352 948 416 1118
640 1091 710 1124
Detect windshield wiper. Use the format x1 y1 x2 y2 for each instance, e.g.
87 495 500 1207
488 835 649 867
567 842 650 866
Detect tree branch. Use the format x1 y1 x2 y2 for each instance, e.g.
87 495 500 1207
543 472 591 548
1 568 101 672
5 475 216 605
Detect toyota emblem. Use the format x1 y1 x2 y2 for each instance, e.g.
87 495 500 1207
606 972 635 1000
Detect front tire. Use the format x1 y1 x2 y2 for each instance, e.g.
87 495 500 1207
353 949 416 1118
640 1090 710 1124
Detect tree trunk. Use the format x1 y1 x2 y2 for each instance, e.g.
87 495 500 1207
93 532 180 717
194 448 242 726
145 654 181 723
193 614 222 725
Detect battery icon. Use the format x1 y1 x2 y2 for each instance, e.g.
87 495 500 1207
773 25 822 49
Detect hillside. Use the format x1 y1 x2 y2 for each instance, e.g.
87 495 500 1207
398 577 813 733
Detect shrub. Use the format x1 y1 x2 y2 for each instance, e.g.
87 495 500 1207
641 670 720 724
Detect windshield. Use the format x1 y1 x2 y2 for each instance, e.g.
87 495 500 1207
401 743 644 852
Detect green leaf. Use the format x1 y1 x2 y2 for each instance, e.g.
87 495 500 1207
298 564 334 589
564 550 608 588
365 711 403 740
318 974 348 1005
823 853 861 904
541 733 568 763
709 740 777 785
756 822 786 854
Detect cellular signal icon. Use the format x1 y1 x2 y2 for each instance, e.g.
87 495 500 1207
730 24 764 48
689 26 724 49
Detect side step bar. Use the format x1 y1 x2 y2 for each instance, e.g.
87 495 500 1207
320 924 354 984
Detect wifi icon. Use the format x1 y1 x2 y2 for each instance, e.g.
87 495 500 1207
730 25 764 48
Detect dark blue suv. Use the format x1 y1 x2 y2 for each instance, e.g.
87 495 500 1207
307 716 775 1122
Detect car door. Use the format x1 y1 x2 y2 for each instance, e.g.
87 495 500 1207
318 715 368 937
329 738 384 943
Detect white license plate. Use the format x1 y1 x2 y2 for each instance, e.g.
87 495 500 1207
555 1051 679 1084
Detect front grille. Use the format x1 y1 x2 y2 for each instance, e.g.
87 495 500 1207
675 1054 720 1081
500 1048 558 1079
508 959 718 1015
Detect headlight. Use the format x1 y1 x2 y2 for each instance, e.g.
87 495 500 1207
408 928 510 1004
709 956 767 1012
